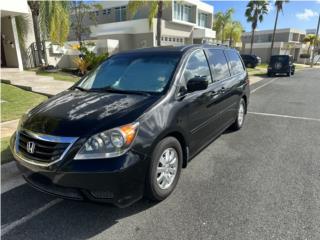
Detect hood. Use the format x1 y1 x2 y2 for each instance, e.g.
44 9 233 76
21 90 159 137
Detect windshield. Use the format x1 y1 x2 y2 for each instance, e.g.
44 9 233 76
76 53 181 93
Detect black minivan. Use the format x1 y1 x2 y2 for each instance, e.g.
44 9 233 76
11 45 250 207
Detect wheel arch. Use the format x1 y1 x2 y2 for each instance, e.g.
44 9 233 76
150 129 189 169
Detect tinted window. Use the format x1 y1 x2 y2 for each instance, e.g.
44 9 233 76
270 55 289 63
77 54 180 93
207 49 231 81
226 50 245 75
182 49 212 85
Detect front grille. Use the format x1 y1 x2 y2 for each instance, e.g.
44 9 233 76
16 130 71 163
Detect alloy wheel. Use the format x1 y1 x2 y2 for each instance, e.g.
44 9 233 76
156 148 178 190
238 102 245 127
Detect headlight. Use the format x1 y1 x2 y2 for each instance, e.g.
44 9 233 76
74 122 139 160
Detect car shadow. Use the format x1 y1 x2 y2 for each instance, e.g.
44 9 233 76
1 183 156 240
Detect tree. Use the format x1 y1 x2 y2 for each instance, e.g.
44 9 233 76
70 1 102 47
304 34 318 55
39 1 71 45
128 0 169 46
225 21 243 47
245 0 269 54
270 0 289 57
28 1 71 66
28 1 43 65
213 8 234 43
15 16 29 52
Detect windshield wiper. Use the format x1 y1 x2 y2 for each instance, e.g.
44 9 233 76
92 86 152 96
73 86 88 92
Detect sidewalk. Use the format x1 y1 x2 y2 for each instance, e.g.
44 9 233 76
1 119 19 138
1 68 73 139
1 69 73 97
249 75 265 85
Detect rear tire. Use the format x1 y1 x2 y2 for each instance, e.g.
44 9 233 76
146 137 183 201
230 98 246 131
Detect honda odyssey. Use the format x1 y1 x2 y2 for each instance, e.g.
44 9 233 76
10 45 250 207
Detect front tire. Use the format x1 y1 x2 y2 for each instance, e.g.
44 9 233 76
146 137 183 201
230 98 246 131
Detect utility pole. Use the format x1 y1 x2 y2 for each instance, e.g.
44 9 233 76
311 14 320 68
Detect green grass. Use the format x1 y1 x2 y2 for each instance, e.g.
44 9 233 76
1 137 13 164
27 68 80 82
35 70 80 82
1 83 47 122
247 64 268 77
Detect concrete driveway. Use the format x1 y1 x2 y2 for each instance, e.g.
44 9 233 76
1 68 320 240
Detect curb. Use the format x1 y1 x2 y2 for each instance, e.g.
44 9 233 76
1 80 53 98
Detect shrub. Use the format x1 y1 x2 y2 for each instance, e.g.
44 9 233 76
300 53 310 59
73 43 109 75
73 57 90 75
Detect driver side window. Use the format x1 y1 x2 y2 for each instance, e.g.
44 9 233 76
181 50 212 86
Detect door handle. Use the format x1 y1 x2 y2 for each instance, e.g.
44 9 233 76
218 87 226 93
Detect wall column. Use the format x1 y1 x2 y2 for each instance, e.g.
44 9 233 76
11 16 24 71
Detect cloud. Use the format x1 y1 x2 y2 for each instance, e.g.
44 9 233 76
296 9 319 21
267 4 274 12
317 0 320 4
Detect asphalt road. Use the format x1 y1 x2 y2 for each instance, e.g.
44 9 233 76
2 68 320 240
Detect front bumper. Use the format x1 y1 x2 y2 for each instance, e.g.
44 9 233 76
10 134 149 208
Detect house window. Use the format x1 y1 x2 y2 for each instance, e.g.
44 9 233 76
103 9 111 15
115 6 126 21
174 1 192 23
96 11 99 16
198 12 208 27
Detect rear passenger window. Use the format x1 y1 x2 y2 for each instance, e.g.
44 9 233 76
182 49 212 85
206 49 230 81
225 50 245 75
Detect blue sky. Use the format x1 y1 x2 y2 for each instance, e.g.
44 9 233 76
204 0 320 32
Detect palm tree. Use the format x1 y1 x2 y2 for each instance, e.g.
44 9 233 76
213 8 234 43
303 34 318 55
245 0 269 54
28 1 43 65
40 1 70 45
28 1 71 66
270 0 289 57
225 21 243 47
128 0 169 46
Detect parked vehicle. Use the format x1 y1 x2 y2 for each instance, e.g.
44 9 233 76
10 45 250 207
267 55 295 77
241 54 261 68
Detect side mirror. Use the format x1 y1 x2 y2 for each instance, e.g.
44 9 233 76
187 76 208 92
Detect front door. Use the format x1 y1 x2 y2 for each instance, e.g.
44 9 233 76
178 49 225 155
